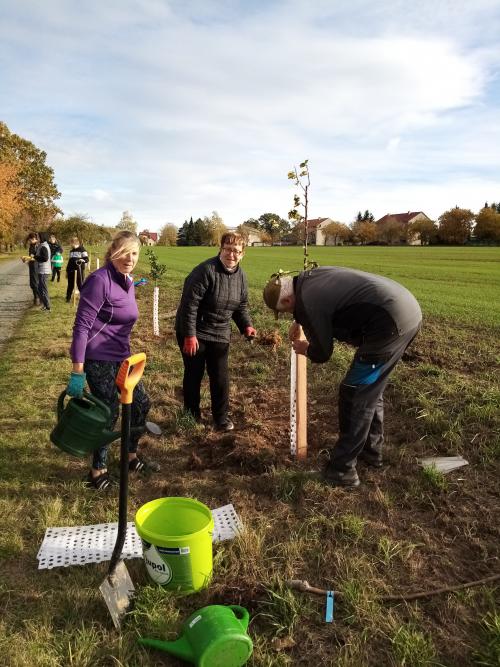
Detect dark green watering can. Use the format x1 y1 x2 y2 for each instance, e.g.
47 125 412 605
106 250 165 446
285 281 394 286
50 390 122 457
139 605 253 667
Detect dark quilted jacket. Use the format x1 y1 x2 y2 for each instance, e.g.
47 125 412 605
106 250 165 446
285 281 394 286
175 256 252 343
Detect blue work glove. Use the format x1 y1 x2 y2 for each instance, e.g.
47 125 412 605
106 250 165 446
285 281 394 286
134 277 148 287
67 372 86 398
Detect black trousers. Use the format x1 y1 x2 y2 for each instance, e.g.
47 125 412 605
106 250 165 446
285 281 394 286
329 324 421 471
51 267 61 282
66 266 85 300
37 273 51 309
177 334 230 424
28 264 38 301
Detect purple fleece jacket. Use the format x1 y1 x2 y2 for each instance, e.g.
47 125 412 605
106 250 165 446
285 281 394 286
70 262 139 363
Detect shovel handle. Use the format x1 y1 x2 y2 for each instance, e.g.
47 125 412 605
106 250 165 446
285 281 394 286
116 353 146 404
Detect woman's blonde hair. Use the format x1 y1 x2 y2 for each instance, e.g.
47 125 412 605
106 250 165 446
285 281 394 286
105 231 140 263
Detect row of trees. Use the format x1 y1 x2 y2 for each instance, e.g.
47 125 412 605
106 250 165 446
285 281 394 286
336 206 500 245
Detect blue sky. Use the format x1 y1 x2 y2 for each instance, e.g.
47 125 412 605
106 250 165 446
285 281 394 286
1 0 499 231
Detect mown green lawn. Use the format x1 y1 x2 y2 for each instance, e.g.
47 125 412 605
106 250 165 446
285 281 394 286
0 246 498 667
136 245 500 329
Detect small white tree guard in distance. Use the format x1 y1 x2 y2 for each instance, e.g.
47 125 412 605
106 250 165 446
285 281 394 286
153 285 160 336
96 257 100 269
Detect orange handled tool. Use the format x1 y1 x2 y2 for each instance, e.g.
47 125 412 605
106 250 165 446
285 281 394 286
116 353 146 404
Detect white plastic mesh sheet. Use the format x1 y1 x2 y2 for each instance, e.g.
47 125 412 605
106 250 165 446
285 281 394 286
37 504 242 570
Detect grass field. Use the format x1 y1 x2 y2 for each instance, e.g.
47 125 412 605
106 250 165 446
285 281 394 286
0 246 499 666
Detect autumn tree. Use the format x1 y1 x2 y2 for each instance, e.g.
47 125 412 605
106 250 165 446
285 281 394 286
438 207 474 244
116 210 138 234
256 212 290 244
408 217 437 245
158 223 178 246
322 221 351 245
0 162 22 243
474 206 500 242
0 121 61 239
203 211 227 246
351 219 378 244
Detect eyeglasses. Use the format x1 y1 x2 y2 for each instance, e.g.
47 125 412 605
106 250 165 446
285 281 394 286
222 246 243 256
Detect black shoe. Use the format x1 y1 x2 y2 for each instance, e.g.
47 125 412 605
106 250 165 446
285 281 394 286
323 466 360 488
214 418 234 432
358 450 383 468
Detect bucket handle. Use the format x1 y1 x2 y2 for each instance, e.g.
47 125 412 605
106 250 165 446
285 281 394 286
229 605 250 631
116 353 146 405
56 389 112 421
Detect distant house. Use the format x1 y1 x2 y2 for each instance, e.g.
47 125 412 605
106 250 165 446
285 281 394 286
229 226 267 246
293 217 335 245
138 230 158 246
374 211 432 245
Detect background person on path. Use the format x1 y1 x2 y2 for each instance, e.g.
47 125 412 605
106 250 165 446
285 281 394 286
263 266 422 488
33 232 51 311
66 231 155 490
51 249 63 282
66 236 88 302
175 232 256 431
48 234 63 282
23 232 39 305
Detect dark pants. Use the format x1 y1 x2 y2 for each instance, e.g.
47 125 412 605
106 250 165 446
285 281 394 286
84 360 151 470
329 324 421 472
177 334 230 424
66 266 85 300
51 267 61 282
29 264 38 302
37 273 51 309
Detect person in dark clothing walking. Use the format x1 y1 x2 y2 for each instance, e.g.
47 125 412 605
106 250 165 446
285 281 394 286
263 266 422 488
66 236 89 302
33 232 52 311
23 232 39 304
175 232 256 431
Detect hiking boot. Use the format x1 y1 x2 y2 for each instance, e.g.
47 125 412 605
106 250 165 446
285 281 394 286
358 449 383 468
323 466 360 488
214 418 234 432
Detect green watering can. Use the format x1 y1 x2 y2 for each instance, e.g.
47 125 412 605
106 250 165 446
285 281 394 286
139 605 253 667
50 390 124 457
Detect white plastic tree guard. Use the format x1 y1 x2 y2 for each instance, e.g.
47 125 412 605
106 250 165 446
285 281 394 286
153 285 159 336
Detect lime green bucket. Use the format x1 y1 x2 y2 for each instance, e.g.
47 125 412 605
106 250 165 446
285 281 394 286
135 497 214 592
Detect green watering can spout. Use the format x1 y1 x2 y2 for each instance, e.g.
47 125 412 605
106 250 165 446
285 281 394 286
138 605 253 667
139 636 194 662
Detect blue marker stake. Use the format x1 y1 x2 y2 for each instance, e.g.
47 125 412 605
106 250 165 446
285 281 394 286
325 591 334 623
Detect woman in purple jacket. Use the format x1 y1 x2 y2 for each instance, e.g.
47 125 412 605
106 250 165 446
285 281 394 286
66 231 153 490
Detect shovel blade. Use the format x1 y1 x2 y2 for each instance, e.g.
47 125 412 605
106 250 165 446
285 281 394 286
100 560 135 629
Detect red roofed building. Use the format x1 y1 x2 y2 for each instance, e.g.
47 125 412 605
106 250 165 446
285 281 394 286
138 230 158 245
295 217 336 245
374 211 432 245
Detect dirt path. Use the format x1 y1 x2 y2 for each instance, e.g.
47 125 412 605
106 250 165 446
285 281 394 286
0 259 33 353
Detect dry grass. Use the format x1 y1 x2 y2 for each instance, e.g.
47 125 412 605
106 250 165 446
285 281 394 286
0 251 498 666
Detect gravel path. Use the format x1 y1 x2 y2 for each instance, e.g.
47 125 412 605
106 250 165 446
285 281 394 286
0 259 33 353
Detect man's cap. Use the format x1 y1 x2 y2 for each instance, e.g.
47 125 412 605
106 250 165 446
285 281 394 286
263 275 282 318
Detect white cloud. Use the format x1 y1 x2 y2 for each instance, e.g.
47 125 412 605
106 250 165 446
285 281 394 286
1 0 499 229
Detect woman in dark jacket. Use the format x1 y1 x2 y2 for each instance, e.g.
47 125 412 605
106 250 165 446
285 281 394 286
175 232 256 431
